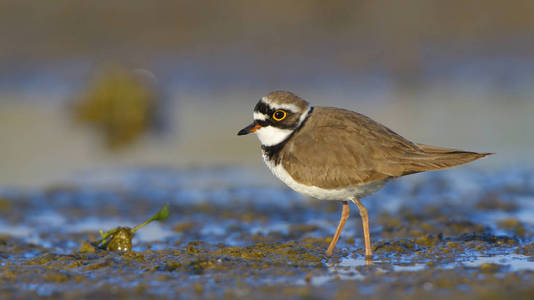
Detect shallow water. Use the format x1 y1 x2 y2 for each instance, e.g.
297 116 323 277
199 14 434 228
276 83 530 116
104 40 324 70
0 167 532 299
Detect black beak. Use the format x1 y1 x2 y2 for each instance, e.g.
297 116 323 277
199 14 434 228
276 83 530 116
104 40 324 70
237 122 261 136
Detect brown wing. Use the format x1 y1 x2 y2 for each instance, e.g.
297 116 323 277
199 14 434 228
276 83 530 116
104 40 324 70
281 107 491 189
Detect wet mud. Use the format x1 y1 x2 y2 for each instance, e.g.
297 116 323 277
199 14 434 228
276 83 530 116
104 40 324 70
0 168 533 299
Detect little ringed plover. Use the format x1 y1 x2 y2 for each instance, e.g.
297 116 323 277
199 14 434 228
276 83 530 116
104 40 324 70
237 90 492 258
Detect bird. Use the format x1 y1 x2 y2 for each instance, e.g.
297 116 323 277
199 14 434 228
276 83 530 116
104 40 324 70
237 90 492 258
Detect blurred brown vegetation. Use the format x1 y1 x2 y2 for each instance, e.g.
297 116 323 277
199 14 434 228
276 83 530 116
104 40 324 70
1 0 533 83
74 68 159 149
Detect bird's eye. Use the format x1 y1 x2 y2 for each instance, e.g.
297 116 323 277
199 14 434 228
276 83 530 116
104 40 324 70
273 110 287 121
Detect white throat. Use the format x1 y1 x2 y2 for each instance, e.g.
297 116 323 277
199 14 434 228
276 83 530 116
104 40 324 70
255 126 293 146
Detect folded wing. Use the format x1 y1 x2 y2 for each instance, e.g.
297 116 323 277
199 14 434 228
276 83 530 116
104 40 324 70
281 107 492 189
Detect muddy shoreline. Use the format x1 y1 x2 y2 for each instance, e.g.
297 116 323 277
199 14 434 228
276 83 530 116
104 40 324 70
0 168 532 299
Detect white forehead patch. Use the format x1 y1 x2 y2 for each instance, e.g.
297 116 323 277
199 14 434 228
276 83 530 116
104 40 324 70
253 111 267 121
261 96 301 113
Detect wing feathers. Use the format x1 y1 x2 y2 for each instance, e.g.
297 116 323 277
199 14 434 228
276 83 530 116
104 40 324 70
281 107 492 189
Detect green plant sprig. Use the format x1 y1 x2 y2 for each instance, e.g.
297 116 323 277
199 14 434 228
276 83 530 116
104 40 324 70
96 203 169 248
132 203 169 233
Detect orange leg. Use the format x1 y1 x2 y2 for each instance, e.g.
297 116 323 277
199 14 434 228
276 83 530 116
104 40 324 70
325 201 350 257
352 197 372 258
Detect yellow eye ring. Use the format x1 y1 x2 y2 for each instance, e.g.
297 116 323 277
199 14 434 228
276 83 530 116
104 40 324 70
272 110 287 121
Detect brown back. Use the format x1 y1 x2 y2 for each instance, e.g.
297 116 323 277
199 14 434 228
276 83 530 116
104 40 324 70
279 107 492 189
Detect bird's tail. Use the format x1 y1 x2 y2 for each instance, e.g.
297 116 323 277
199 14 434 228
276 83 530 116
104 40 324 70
399 144 494 175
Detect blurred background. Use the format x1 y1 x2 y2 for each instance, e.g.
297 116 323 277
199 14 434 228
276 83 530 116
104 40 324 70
1 0 532 187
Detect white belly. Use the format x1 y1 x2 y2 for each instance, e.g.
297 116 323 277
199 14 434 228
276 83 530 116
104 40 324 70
262 153 387 201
